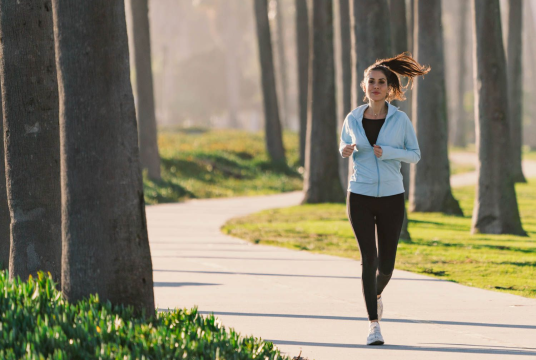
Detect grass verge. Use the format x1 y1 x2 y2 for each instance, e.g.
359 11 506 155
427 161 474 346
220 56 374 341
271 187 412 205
222 180 536 298
0 271 287 359
143 128 302 205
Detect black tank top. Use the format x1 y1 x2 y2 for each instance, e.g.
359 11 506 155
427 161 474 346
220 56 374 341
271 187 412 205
362 118 385 146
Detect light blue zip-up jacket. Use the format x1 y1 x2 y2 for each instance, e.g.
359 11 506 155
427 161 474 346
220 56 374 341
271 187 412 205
339 101 421 197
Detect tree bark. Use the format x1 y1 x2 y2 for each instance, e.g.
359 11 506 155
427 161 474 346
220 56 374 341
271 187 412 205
389 0 410 197
453 0 468 148
275 0 289 129
389 0 411 238
0 0 62 284
338 0 351 192
525 0 536 151
296 0 309 167
506 0 526 182
303 0 344 204
409 0 462 215
130 0 161 180
353 0 391 107
471 0 526 235
0 93 9 270
254 0 286 162
52 0 156 314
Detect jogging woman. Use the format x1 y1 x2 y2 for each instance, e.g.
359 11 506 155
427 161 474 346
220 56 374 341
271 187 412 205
339 53 429 345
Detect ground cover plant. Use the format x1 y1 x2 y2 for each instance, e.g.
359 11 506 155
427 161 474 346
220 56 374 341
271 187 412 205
0 271 288 359
143 128 302 204
222 180 536 298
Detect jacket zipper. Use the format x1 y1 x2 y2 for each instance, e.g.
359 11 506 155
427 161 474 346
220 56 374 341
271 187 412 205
375 156 380 197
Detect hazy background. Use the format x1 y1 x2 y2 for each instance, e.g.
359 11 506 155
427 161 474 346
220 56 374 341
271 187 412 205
124 0 536 146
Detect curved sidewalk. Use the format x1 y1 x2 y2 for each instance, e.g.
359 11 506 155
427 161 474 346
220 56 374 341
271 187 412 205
147 190 536 360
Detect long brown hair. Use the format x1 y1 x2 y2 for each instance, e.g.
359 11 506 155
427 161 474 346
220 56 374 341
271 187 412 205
361 52 431 102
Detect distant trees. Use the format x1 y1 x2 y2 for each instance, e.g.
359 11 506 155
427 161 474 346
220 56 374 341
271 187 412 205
303 0 344 204
410 0 462 215
129 0 162 181
471 0 526 235
52 0 155 314
0 0 62 284
254 0 286 163
295 0 309 167
506 0 526 183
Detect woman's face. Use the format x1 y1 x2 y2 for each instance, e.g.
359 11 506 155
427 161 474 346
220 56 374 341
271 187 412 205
365 70 389 102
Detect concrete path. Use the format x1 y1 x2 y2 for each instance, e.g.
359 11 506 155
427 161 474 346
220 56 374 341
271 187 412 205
148 190 536 359
449 152 536 187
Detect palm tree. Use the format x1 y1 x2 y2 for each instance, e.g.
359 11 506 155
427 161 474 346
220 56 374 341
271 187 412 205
254 0 286 163
471 0 526 235
52 0 155 314
507 0 526 183
389 0 411 239
275 0 290 128
303 0 344 204
129 0 161 181
353 0 391 106
296 0 309 167
452 0 469 148
0 0 62 284
338 0 351 192
0 98 9 270
409 0 463 215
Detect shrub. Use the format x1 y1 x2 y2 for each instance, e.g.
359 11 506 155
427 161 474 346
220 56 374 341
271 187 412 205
0 271 287 359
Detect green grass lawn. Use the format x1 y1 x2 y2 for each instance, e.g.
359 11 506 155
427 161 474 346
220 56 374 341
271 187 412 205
143 128 302 204
450 162 475 175
222 180 536 299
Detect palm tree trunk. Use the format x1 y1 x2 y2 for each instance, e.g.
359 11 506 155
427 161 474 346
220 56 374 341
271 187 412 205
0 97 9 270
52 0 155 314
453 0 469 148
0 0 62 284
353 0 391 106
389 0 411 195
338 0 351 192
409 0 462 215
471 0 526 236
389 0 411 239
303 0 344 204
296 0 309 167
507 0 526 183
130 0 161 181
525 0 536 151
254 0 286 162
275 0 289 129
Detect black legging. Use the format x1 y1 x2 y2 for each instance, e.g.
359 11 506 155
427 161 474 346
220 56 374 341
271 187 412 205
346 191 405 321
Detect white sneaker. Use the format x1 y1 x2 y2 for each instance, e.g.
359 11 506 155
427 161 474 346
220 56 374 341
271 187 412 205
366 321 384 345
377 296 383 320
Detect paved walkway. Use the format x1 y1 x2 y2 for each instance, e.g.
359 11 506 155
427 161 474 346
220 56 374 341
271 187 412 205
148 185 536 359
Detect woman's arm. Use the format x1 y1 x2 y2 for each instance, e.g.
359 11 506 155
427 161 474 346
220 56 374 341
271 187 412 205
339 113 355 158
379 115 421 163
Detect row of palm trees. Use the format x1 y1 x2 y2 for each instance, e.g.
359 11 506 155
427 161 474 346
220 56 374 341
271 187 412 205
0 0 156 314
255 0 527 236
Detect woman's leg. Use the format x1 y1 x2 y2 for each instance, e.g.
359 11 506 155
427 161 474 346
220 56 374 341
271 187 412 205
347 191 379 321
375 193 405 295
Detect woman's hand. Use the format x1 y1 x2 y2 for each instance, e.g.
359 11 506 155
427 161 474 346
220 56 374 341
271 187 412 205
373 145 382 158
342 144 356 157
